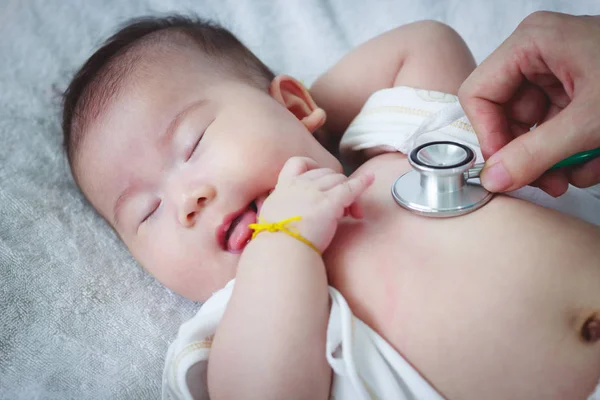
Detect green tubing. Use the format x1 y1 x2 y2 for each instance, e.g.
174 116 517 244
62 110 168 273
551 147 600 170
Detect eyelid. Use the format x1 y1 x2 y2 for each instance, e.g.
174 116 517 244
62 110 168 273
186 119 214 162
141 200 161 225
186 133 203 161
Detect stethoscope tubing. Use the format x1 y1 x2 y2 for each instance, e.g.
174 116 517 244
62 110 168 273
550 147 600 170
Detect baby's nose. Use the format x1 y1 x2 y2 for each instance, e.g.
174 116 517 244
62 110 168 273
179 185 216 228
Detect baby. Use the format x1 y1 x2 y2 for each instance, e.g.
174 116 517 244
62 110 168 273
62 15 600 400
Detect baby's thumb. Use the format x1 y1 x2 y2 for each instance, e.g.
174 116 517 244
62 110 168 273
481 107 589 192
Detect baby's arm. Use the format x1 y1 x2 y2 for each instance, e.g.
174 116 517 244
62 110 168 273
311 20 476 145
207 158 373 400
209 224 331 399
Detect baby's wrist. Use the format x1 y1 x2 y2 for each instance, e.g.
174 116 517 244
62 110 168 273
249 228 323 260
248 216 323 255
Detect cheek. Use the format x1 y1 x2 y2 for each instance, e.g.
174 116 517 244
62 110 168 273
130 229 204 291
251 124 316 163
247 105 309 144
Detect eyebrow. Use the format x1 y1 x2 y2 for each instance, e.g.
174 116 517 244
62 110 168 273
112 99 208 227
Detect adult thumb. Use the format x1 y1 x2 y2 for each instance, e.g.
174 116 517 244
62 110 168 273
480 106 588 192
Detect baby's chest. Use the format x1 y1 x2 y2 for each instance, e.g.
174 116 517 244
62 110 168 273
324 204 415 341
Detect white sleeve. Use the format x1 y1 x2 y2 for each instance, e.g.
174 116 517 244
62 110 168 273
162 281 234 400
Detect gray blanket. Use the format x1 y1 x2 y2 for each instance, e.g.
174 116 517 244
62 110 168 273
1 0 599 399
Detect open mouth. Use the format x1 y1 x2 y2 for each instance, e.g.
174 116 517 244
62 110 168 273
218 200 258 253
216 193 268 253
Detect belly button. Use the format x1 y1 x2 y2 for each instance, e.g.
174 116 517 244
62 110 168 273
581 313 600 343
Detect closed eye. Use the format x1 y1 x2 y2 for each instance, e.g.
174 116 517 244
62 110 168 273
186 134 203 161
141 200 161 224
186 119 215 162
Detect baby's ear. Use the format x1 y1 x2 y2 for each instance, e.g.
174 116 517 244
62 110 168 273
269 75 326 133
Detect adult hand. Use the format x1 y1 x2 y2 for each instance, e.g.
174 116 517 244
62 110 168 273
458 11 600 196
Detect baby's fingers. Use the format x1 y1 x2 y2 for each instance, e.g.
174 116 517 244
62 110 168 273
348 202 364 219
278 157 319 182
300 168 338 181
332 171 374 208
315 173 347 191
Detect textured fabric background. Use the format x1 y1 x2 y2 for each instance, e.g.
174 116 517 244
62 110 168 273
1 0 599 399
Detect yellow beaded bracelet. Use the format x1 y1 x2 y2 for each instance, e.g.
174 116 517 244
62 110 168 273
248 216 321 255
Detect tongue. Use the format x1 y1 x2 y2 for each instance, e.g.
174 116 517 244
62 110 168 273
227 209 257 252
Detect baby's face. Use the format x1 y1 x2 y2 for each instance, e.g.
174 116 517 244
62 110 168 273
76 45 340 301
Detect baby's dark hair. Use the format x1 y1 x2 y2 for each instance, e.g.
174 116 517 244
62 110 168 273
62 14 275 174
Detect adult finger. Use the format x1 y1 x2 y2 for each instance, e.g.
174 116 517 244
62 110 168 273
459 12 574 158
531 170 569 197
458 34 527 158
503 81 549 129
480 105 591 192
566 157 600 188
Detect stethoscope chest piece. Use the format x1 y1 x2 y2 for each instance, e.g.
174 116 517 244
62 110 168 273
392 141 493 218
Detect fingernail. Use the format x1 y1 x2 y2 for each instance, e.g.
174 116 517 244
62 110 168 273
482 162 512 192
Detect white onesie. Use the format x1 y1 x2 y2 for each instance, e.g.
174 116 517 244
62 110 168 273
162 280 444 400
341 86 600 226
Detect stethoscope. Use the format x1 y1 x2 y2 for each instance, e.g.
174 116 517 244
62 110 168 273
391 141 600 218
392 141 491 218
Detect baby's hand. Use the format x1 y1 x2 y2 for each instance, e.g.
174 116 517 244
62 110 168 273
258 157 374 253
